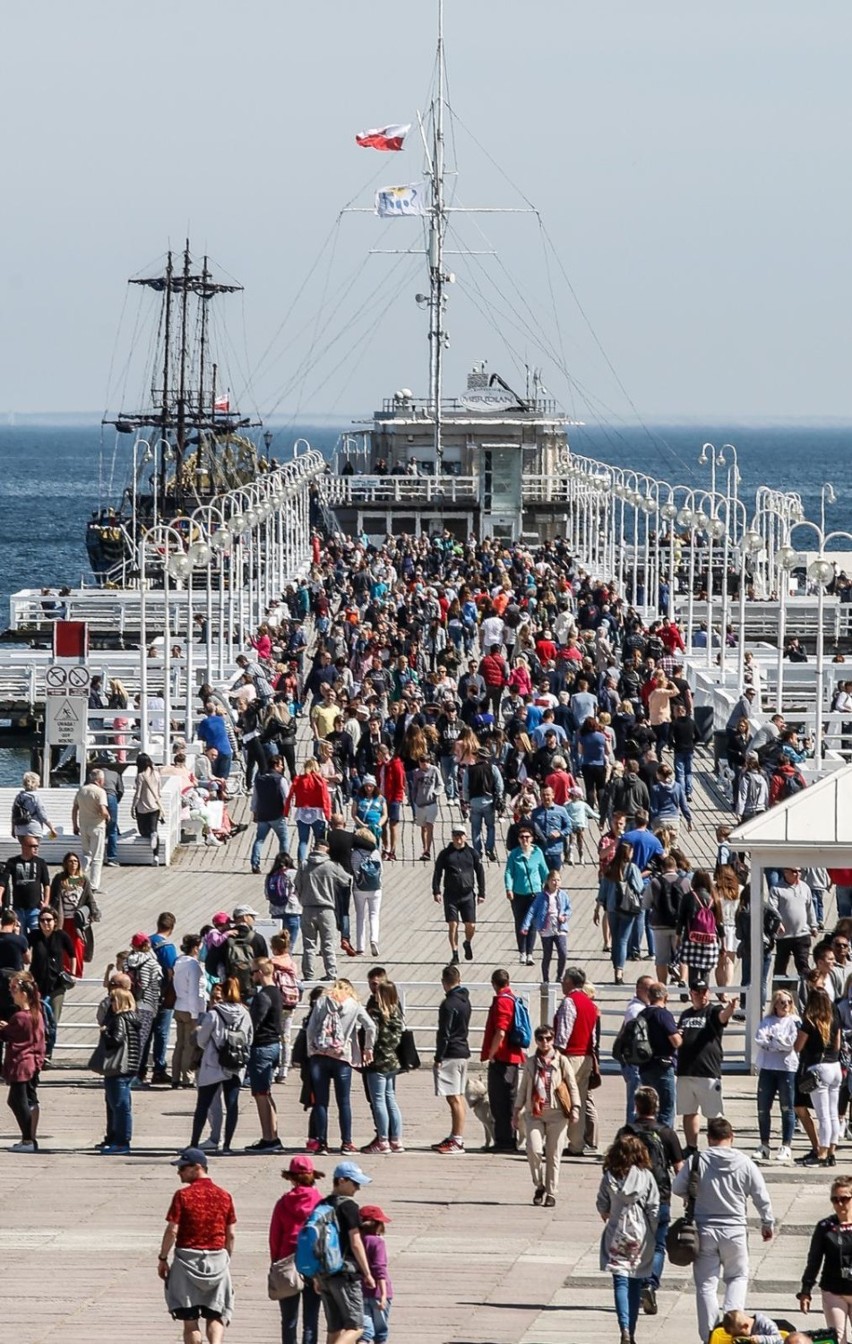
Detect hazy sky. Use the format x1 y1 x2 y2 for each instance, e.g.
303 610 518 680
3 1 850 421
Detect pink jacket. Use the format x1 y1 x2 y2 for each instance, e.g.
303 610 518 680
269 1185 324 1261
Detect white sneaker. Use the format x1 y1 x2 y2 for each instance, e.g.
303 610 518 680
204 835 222 847
370 941 379 956
198 1138 221 1152
10 1141 35 1153
754 1144 771 1162
518 952 526 964
776 1145 793 1164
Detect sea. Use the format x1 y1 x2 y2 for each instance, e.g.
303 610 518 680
1 418 849 784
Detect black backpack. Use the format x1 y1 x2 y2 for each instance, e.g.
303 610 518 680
613 1011 654 1067
11 792 37 830
621 1122 669 1195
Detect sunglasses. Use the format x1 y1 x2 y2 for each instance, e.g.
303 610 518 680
832 1195 852 1204
536 1034 554 1042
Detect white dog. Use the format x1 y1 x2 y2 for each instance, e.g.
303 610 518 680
464 1070 495 1149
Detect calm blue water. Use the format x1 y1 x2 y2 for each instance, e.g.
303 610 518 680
0 419 849 781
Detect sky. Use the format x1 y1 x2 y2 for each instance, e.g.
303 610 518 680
2 0 851 422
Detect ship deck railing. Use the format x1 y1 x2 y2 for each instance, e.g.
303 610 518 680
686 597 849 644
7 586 204 637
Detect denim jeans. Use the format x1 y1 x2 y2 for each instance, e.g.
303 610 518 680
628 907 655 959
309 1055 353 1145
673 750 694 797
106 791 119 860
647 1200 670 1289
469 796 495 856
757 1068 796 1146
540 934 568 983
252 817 290 870
104 1073 133 1146
14 907 39 933
612 1273 642 1333
281 912 301 953
152 1006 173 1073
440 754 458 800
610 911 638 972
622 1063 641 1124
362 1298 392 1343
639 1061 676 1128
296 818 326 864
366 1069 403 1142
280 1278 321 1344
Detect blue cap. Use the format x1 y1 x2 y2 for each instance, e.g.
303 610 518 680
333 1160 372 1186
171 1147 209 1169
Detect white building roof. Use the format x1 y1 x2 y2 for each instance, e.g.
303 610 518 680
730 762 852 865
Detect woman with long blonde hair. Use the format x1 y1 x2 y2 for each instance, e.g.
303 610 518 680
363 979 405 1154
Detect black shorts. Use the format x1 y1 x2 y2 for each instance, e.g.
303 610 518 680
171 1307 223 1322
444 894 476 925
318 1269 364 1332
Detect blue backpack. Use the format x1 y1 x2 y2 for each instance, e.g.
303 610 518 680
295 1202 345 1278
356 856 382 892
508 994 532 1049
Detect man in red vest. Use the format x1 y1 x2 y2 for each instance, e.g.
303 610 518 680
553 967 600 1156
480 968 526 1152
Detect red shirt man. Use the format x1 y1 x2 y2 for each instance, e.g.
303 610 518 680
481 981 526 1066
159 1148 237 1330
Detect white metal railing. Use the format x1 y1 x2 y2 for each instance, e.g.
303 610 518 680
322 473 570 509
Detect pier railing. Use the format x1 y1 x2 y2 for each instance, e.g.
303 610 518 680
322 472 570 508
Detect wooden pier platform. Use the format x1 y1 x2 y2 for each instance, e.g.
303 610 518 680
0 751 836 1343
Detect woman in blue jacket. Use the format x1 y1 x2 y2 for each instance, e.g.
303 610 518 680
504 829 550 966
520 870 572 984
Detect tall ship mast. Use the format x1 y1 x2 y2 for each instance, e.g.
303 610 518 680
89 242 264 581
325 0 575 544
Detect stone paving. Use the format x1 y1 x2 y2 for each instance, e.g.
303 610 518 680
0 753 840 1343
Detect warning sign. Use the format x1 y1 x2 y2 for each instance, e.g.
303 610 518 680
46 696 88 747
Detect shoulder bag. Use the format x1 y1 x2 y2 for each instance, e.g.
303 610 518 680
666 1151 701 1265
268 1253 303 1300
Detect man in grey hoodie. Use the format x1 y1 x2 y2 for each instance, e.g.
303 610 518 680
672 1116 774 1343
295 837 351 981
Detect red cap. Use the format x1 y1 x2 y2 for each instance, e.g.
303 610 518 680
212 912 231 927
360 1203 392 1224
287 1154 323 1177
130 932 149 949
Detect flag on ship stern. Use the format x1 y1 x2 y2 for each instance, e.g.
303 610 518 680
214 393 230 413
356 123 411 151
375 183 426 218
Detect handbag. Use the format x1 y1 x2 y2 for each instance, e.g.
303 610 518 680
666 1151 701 1265
267 1254 303 1300
396 1028 421 1073
799 1066 820 1096
56 970 76 992
587 1052 602 1090
554 1079 574 1118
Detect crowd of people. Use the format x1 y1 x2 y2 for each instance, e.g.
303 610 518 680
6 528 851 1344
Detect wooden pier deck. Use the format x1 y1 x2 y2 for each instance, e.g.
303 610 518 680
0 750 836 1344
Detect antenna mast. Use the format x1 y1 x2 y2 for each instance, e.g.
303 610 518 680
428 0 447 474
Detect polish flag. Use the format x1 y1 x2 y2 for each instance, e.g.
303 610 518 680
355 123 411 152
214 393 230 413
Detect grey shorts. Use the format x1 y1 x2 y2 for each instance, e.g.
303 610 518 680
434 1058 468 1097
319 1269 364 1333
676 1074 724 1118
415 802 438 826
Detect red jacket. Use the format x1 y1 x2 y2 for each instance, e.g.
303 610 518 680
545 768 576 805
284 772 331 819
479 653 508 688
481 988 526 1066
379 756 406 804
660 623 685 653
269 1185 323 1261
